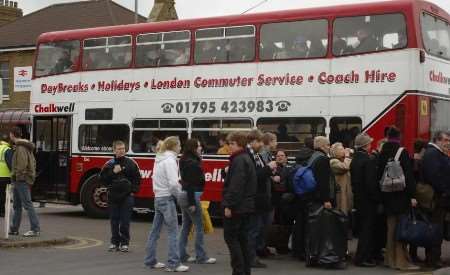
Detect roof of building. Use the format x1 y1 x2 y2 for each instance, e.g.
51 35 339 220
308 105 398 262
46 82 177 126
0 0 146 49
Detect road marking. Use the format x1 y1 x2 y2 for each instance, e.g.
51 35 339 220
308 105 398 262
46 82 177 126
399 272 432 275
56 236 103 250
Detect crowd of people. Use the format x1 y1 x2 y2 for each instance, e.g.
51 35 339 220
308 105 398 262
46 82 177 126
1 124 450 274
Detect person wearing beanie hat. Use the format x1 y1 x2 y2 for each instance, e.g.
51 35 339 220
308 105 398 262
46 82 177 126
376 126 418 271
350 133 379 267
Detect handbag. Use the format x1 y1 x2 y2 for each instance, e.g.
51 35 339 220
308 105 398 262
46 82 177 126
395 208 442 247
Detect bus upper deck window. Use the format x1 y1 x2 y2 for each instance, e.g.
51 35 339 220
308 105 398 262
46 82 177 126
421 13 450 59
35 40 80 77
195 26 255 64
333 13 407 56
136 31 191 68
260 19 328 61
83 35 132 70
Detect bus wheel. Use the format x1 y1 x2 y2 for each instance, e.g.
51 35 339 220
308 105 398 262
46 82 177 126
80 174 109 218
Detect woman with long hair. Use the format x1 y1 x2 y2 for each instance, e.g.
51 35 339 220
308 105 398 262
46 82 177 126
178 138 216 264
144 136 189 272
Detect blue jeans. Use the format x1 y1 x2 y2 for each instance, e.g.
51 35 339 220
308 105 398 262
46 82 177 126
248 210 273 263
10 181 40 232
178 192 208 262
109 195 134 246
144 196 180 269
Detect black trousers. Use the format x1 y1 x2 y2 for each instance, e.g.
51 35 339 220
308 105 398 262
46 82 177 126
109 195 134 246
354 204 377 264
291 197 310 259
0 178 10 216
224 214 251 275
429 196 447 264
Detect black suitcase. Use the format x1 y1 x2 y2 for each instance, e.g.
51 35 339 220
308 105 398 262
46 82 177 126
305 207 348 267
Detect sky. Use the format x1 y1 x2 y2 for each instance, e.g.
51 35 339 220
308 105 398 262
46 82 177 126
15 0 450 19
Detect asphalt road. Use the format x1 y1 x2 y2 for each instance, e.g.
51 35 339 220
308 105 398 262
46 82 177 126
0 204 444 275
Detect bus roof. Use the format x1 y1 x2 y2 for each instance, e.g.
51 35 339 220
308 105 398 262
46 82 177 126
37 0 449 43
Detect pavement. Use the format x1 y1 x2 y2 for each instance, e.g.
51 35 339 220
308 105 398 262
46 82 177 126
0 204 449 275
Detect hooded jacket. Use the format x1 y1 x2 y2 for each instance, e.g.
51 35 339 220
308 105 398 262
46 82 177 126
152 151 181 198
11 139 36 185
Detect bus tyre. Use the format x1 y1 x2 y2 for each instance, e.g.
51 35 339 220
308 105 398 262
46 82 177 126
80 174 109 218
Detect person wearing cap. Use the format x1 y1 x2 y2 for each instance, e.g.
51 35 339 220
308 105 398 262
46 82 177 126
376 126 418 271
350 133 379 267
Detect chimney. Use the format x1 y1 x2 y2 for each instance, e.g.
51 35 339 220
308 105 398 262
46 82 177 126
148 0 178 22
0 1 23 27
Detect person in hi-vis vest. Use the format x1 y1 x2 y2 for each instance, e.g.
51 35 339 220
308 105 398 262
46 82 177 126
0 135 13 217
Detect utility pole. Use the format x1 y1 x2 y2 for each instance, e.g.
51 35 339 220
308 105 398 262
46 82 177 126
148 0 178 22
134 0 138 23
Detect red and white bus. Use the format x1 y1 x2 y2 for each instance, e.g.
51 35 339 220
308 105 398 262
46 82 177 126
31 0 450 217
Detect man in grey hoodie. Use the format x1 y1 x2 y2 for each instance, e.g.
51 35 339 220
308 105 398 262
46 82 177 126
9 126 40 237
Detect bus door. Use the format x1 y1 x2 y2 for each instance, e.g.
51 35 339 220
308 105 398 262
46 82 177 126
32 116 71 202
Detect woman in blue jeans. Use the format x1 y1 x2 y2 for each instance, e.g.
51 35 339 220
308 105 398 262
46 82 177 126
178 139 216 264
144 136 189 272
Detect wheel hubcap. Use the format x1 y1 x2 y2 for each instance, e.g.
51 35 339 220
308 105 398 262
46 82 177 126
93 186 108 208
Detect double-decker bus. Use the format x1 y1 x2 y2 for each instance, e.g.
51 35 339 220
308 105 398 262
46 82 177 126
31 0 450 217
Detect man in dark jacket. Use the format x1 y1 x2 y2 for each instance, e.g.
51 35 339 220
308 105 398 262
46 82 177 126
422 131 450 268
9 127 40 237
246 130 277 268
292 136 333 261
100 140 141 252
223 131 257 275
350 133 379 267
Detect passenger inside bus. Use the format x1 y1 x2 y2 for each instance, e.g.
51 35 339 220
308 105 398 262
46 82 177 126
196 40 219 63
276 124 299 142
51 50 73 74
308 37 327 58
289 35 309 58
111 47 132 68
392 31 407 49
353 27 378 53
164 47 189 66
333 35 352 55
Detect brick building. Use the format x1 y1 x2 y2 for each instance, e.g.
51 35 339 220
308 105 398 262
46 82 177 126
0 0 145 133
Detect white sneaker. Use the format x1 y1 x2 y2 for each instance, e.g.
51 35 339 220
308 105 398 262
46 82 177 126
23 230 40 237
186 256 196 263
151 262 166 269
165 264 189 272
202 258 216 264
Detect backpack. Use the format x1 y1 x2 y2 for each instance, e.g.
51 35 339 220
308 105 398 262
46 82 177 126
379 147 406 192
293 152 322 195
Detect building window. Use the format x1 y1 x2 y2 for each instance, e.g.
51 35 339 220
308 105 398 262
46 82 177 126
0 61 9 98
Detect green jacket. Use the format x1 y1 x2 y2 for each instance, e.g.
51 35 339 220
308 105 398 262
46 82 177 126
11 139 36 185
